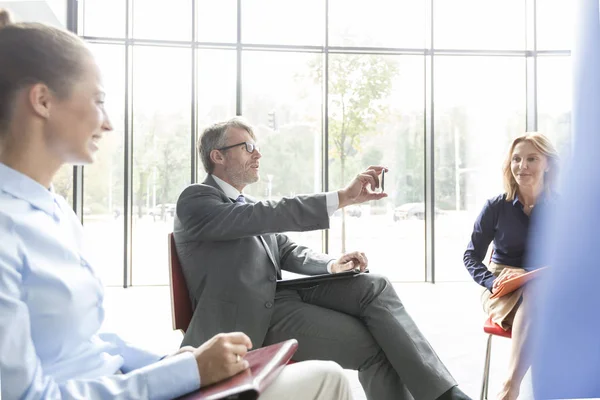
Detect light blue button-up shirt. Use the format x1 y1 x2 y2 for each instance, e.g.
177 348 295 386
0 163 200 399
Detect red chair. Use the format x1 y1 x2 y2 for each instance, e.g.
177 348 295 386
168 232 298 366
480 248 513 399
168 233 193 333
480 316 512 400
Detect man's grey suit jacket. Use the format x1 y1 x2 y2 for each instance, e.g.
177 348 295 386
174 175 335 348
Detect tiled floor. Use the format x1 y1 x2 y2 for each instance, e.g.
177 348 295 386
102 282 534 400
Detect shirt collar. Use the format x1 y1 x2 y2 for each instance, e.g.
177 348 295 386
211 174 243 201
512 191 553 208
0 162 59 216
512 195 521 207
512 190 556 206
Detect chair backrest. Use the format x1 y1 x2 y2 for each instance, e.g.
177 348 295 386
168 233 193 333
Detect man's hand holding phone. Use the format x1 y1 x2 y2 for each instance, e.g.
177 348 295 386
337 166 388 208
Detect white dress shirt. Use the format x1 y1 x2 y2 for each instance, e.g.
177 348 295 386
0 163 200 399
211 175 338 273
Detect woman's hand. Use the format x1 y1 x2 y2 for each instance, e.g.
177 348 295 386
193 332 252 387
492 270 525 293
164 334 253 387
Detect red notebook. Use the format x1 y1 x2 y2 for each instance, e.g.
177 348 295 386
179 339 298 400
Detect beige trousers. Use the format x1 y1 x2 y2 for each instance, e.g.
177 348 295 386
481 262 526 330
259 360 354 400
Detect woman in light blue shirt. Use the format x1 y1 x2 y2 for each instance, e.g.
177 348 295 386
0 11 352 400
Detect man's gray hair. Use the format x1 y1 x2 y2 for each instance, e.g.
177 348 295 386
198 117 256 174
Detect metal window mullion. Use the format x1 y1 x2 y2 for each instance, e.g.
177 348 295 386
66 0 77 39
78 36 558 58
66 0 84 222
424 0 435 283
123 0 134 288
526 0 538 131
72 169 84 223
322 0 329 254
191 1 198 183
236 0 242 116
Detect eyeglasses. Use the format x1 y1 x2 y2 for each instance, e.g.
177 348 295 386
217 141 259 154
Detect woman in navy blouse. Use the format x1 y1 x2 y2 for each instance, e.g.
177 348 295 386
464 133 559 400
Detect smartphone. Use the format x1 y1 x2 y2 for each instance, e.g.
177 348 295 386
380 170 385 192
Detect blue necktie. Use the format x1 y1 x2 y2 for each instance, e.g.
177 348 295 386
235 195 246 204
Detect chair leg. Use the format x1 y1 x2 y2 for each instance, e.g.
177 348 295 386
480 334 493 400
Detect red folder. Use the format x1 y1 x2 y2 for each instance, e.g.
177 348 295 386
179 339 298 400
490 267 547 299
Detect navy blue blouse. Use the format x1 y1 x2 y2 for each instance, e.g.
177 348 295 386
464 193 553 291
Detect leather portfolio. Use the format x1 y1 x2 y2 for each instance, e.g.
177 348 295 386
179 339 298 400
277 269 369 288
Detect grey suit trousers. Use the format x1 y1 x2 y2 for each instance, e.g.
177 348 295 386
263 274 456 400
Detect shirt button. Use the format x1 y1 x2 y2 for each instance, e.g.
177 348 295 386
265 301 273 309
269 276 276 282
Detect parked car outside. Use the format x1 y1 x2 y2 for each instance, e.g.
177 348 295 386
333 205 368 218
149 203 176 219
333 204 362 218
346 205 362 218
393 202 442 221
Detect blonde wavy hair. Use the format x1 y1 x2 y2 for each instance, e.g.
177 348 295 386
503 133 560 201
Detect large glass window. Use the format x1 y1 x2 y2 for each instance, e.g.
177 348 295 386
242 0 324 46
434 56 526 282
76 0 573 286
434 0 525 50
133 0 192 41
537 0 574 50
82 44 125 286
329 0 426 48
327 55 425 281
537 56 572 159
196 0 237 43
196 49 237 179
131 47 191 286
80 0 125 38
196 49 237 148
53 165 73 207
242 51 323 253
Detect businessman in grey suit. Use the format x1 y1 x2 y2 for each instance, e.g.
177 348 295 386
174 117 470 400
